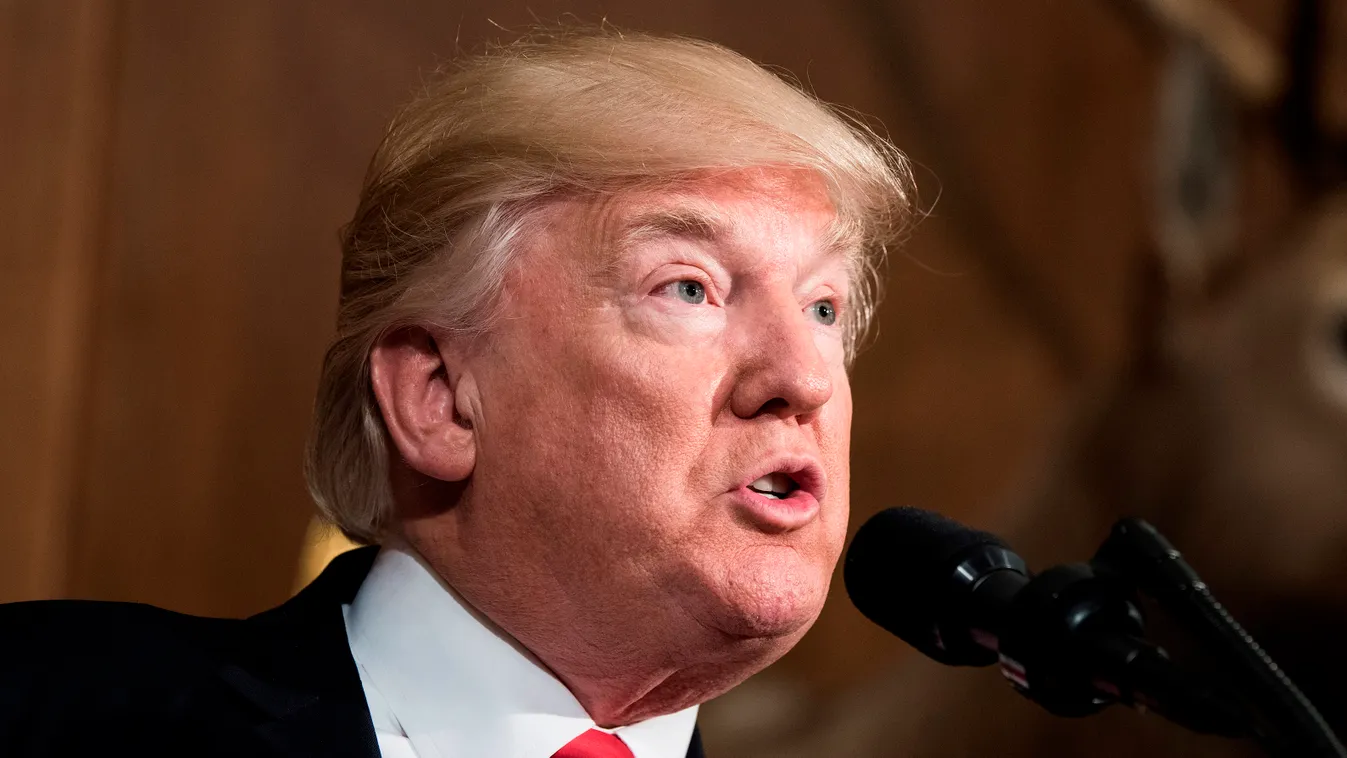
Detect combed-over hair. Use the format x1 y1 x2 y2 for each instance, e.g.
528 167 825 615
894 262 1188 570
306 27 914 543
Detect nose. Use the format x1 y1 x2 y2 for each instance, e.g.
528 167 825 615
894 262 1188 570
729 303 835 421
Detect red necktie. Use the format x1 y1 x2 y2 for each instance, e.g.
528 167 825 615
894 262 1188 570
551 728 635 758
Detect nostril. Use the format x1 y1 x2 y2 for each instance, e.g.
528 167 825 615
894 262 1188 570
754 398 790 417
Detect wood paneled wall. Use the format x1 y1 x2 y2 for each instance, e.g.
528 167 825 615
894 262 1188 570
1 0 118 602
0 0 1292 709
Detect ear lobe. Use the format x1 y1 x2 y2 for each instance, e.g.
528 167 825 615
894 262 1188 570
369 327 476 482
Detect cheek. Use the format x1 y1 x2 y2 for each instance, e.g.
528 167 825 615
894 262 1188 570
819 377 853 555
821 376 853 489
478 320 726 523
573 347 727 518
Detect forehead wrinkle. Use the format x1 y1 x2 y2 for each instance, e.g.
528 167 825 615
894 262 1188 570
590 189 860 286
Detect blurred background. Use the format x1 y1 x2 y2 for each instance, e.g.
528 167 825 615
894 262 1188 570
3 1 1345 756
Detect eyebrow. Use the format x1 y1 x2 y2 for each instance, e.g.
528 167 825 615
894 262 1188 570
616 207 728 250
614 204 861 263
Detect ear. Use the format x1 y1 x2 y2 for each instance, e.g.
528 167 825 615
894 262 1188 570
369 326 477 482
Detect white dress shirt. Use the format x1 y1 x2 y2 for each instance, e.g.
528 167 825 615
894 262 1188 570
342 545 699 758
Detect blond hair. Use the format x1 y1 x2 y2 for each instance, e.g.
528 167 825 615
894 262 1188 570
306 28 914 543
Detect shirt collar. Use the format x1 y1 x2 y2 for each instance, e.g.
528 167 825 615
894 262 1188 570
344 545 699 758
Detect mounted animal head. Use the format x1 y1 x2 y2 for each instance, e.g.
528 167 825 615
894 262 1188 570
1011 0 1347 730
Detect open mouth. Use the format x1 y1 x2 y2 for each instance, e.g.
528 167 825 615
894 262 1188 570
747 472 801 500
734 459 823 530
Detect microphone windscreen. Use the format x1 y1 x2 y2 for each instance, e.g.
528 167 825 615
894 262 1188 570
843 506 1009 663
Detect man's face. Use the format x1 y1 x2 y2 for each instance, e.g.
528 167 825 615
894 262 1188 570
446 168 852 669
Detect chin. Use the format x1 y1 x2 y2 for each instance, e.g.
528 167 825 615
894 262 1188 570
707 546 829 640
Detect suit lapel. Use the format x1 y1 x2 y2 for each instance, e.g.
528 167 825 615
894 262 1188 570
686 725 706 758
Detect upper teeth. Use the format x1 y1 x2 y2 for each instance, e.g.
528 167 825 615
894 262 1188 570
749 472 796 497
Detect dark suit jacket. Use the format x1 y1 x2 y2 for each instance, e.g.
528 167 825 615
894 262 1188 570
0 547 706 757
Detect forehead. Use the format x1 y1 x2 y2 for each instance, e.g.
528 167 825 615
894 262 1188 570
583 168 856 269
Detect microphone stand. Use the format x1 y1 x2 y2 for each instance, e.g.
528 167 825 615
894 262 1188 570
1091 519 1347 758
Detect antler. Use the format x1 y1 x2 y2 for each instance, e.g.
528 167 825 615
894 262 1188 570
1108 0 1293 293
1124 0 1285 106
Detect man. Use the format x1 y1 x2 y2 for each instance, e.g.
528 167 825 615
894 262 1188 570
0 29 911 757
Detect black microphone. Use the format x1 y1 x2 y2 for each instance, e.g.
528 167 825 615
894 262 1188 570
843 506 1028 667
844 506 1247 735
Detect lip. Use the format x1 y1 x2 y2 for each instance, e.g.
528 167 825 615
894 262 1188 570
730 455 826 532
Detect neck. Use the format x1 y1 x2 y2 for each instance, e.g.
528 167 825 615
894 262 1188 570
538 629 779 727
397 525 787 727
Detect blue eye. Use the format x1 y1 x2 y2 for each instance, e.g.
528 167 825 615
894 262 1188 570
809 300 837 325
673 280 706 304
